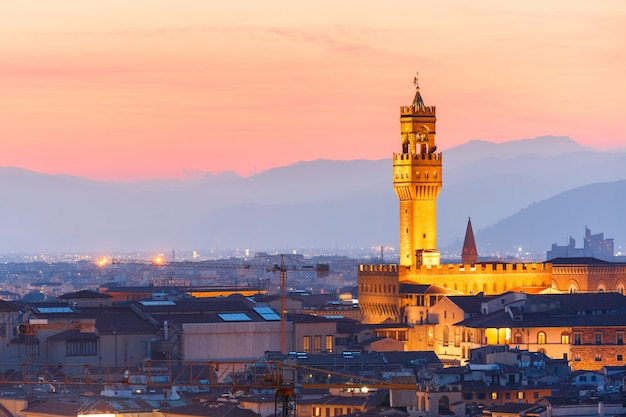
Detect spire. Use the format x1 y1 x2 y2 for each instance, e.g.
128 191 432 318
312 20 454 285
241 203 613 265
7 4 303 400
412 72 425 108
461 217 478 265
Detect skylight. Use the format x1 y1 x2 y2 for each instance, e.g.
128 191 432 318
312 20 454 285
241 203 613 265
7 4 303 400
217 313 251 322
253 307 281 321
36 307 74 314
139 300 176 306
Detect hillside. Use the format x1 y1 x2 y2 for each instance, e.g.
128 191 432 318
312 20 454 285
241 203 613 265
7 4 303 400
0 136 624 257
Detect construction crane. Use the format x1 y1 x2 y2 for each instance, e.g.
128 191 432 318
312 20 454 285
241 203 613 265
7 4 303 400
16 318 96 336
252 254 330 354
16 318 97 381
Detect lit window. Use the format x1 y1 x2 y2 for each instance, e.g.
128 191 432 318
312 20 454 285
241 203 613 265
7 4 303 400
314 335 322 353
537 332 546 344
303 336 311 353
325 335 333 353
561 332 570 344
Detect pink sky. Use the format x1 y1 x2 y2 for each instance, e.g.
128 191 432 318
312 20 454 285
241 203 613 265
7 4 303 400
1 1 625 181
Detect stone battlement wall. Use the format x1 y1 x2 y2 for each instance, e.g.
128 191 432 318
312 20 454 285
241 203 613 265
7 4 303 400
400 105 436 114
360 262 550 275
393 153 442 162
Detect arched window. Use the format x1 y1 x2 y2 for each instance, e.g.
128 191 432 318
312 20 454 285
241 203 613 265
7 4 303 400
561 332 570 344
537 331 547 345
438 396 450 413
514 332 523 345
442 325 450 347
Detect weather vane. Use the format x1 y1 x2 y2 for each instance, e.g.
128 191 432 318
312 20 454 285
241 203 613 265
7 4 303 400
413 72 419 88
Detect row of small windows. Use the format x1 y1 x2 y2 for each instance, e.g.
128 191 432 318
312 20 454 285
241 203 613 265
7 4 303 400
66 340 97 356
533 331 624 345
573 354 624 362
395 171 438 179
302 335 334 354
567 285 625 294
461 329 625 346
312 406 355 417
486 391 540 400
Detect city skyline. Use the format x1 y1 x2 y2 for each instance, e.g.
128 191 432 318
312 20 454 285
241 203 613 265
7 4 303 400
2 1 625 181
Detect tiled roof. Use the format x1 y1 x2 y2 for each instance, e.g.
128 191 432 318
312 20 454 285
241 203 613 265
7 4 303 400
58 290 112 299
336 322 411 334
289 313 336 324
22 399 82 416
48 329 98 340
131 295 255 314
0 299 20 312
299 395 370 406
342 406 408 417
399 284 456 295
548 257 615 265
94 308 158 333
458 293 626 329
446 295 492 313
162 400 260 417
488 403 546 414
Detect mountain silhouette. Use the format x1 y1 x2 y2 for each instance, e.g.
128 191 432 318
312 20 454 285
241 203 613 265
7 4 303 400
0 136 623 257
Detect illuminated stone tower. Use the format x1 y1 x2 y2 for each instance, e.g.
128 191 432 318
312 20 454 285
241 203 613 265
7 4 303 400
394 75 442 267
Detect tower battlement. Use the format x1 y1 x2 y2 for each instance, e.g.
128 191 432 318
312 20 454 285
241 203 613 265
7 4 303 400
393 152 442 162
409 262 551 274
360 262 551 276
359 264 398 275
400 105 436 115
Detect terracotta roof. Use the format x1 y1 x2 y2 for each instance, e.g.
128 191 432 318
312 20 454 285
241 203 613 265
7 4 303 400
22 399 82 416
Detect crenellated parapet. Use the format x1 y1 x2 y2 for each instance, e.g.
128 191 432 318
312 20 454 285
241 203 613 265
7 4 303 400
363 262 551 276
359 263 398 275
393 152 442 162
399 261 553 295
400 105 436 115
415 262 550 274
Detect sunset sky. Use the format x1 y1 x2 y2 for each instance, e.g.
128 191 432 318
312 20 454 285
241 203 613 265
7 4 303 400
2 1 625 181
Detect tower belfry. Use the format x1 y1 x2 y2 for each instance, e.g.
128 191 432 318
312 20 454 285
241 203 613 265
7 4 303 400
394 74 442 267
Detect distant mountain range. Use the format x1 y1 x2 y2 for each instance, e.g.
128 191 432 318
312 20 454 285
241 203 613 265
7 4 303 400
0 135 624 259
